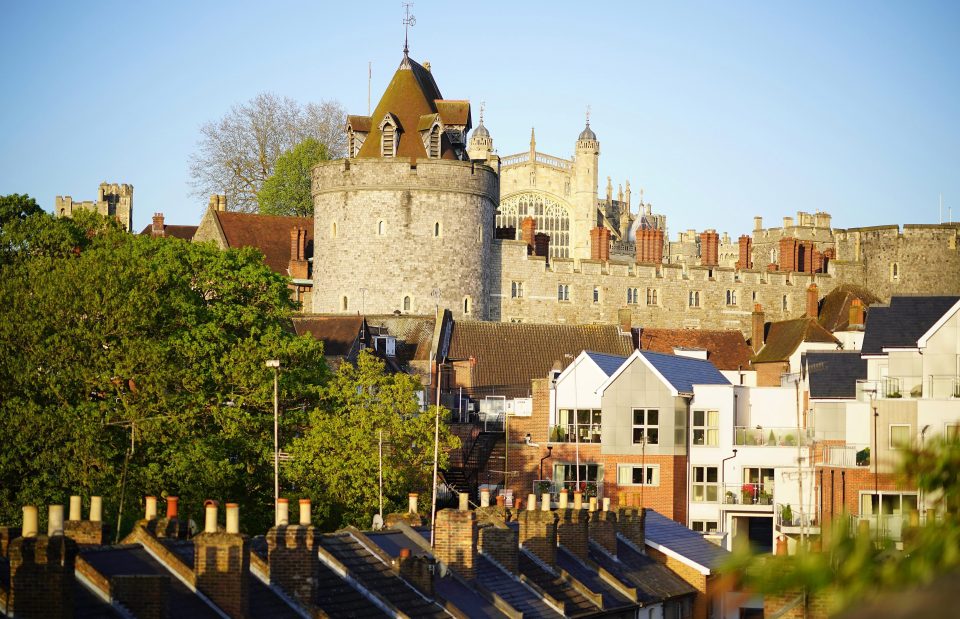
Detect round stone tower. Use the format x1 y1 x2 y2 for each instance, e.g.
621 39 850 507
312 53 498 319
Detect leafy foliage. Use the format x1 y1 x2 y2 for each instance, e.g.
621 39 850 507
724 434 960 615
188 93 346 213
0 204 328 534
257 138 330 217
288 351 460 529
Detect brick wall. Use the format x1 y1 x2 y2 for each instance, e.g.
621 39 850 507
699 231 719 267
0 526 21 556
194 532 250 618
434 508 479 580
64 520 109 545
266 525 319 609
556 509 590 560
647 546 709 619
7 535 78 619
764 590 831 619
518 509 557 566
478 524 518 572
737 235 753 270
588 510 617 554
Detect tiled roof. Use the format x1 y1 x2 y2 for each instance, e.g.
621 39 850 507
435 100 471 126
347 115 373 132
518 550 599 617
594 540 697 604
475 555 562 618
752 318 839 364
584 351 628 377
357 55 462 161
861 296 960 355
637 328 753 371
292 314 436 367
319 532 450 618
555 547 633 611
638 351 730 395
313 559 390 618
138 224 199 241
817 284 881 332
643 510 730 573
213 210 314 274
804 351 867 399
447 322 633 397
292 315 363 357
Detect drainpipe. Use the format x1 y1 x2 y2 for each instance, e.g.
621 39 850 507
720 449 738 533
539 446 553 482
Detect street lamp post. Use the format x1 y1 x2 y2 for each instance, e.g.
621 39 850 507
266 360 281 521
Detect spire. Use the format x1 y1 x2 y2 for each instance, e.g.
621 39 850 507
606 177 613 202
529 127 536 159
402 2 416 56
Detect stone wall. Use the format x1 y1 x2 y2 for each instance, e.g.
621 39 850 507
312 158 498 319
55 182 133 232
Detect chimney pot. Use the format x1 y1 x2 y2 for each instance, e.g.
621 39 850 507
225 503 240 534
495 494 505 507
400 547 411 559
558 490 568 509
540 493 551 511
602 498 611 512
458 493 470 511
22 505 38 537
89 496 103 522
408 493 419 514
48 505 65 536
166 496 179 519
526 493 537 512
204 500 218 533
145 496 157 520
480 489 490 508
69 495 82 521
588 497 598 512
298 499 311 525
573 492 583 510
276 498 289 526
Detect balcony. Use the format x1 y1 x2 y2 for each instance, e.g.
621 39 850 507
928 375 960 399
775 503 820 535
721 483 774 507
532 479 604 503
850 513 917 543
821 444 871 468
734 426 812 447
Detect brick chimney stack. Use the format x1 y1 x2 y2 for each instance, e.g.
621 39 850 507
520 217 537 254
288 227 309 280
533 232 551 260
478 523 518 572
590 226 611 261
151 213 165 237
518 494 557 566
588 502 617 555
737 235 753 270
557 501 589 560
752 304 765 354
64 495 110 544
849 298 865 330
806 283 819 318
267 497 320 609
8 505 79 618
194 500 249 619
617 507 646 549
636 228 664 264
699 230 719 267
434 502 478 580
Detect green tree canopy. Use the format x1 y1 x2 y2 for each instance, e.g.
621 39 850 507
288 351 460 529
0 208 329 534
257 138 330 217
0 193 43 226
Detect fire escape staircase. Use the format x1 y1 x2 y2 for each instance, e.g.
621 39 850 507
441 429 502 504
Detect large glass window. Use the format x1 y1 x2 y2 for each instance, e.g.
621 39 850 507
556 409 602 443
632 409 659 445
692 466 718 502
617 464 659 486
497 193 571 258
692 410 719 446
889 424 912 449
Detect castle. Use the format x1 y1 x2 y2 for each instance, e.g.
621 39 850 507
311 51 960 334
55 182 134 232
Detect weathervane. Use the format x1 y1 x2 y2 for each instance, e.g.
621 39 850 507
403 2 416 55
479 101 486 125
585 104 591 126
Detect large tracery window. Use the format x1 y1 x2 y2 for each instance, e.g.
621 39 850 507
497 193 571 258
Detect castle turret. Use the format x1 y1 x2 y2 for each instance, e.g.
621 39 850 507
572 117 600 260
467 104 495 164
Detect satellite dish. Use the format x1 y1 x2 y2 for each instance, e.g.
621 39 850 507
372 514 384 531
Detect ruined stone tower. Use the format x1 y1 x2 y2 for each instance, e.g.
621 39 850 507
55 182 133 232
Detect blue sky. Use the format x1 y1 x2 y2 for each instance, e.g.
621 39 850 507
2 1 958 235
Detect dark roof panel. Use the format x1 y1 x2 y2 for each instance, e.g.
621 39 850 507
518 550 598 617
804 351 867 399
584 351 628 377
475 555 561 618
643 510 730 572
861 296 960 355
601 540 697 602
637 351 730 394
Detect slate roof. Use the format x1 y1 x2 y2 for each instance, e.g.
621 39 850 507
803 351 867 399
319 532 450 618
447 322 634 397
593 540 697 604
212 210 314 274
356 55 465 160
861 296 960 355
475 555 562 618
637 351 730 395
817 284 881 332
584 351 628 377
555 547 634 611
138 223 199 241
752 318 839 364
637 328 754 371
518 551 598 617
643 510 730 573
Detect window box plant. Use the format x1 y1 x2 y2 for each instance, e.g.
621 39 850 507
856 447 870 466
780 504 793 526
725 491 737 504
741 483 756 504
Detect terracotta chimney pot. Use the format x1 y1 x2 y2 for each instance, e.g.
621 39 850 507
166 496 179 519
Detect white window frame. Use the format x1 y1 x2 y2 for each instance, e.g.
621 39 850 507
692 410 719 446
692 466 719 503
691 520 718 534
617 464 660 487
632 408 659 445
889 423 911 449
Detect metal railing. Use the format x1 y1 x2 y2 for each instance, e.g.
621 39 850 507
722 483 774 506
821 444 871 467
929 375 960 399
532 479 604 502
776 503 818 528
549 424 602 444
734 426 812 447
850 513 919 542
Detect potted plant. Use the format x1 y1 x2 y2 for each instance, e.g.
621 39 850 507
783 433 796 446
758 490 772 505
536 480 552 496
888 390 902 399
780 504 794 526
582 481 598 499
741 483 756 504
550 425 566 442
767 430 777 446
725 490 737 504
856 447 870 466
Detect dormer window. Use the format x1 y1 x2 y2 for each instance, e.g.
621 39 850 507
379 114 399 158
348 128 356 158
429 123 441 158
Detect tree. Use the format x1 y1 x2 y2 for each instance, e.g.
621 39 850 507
0 193 43 227
257 138 330 217
287 351 460 529
189 93 346 213
0 211 329 534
